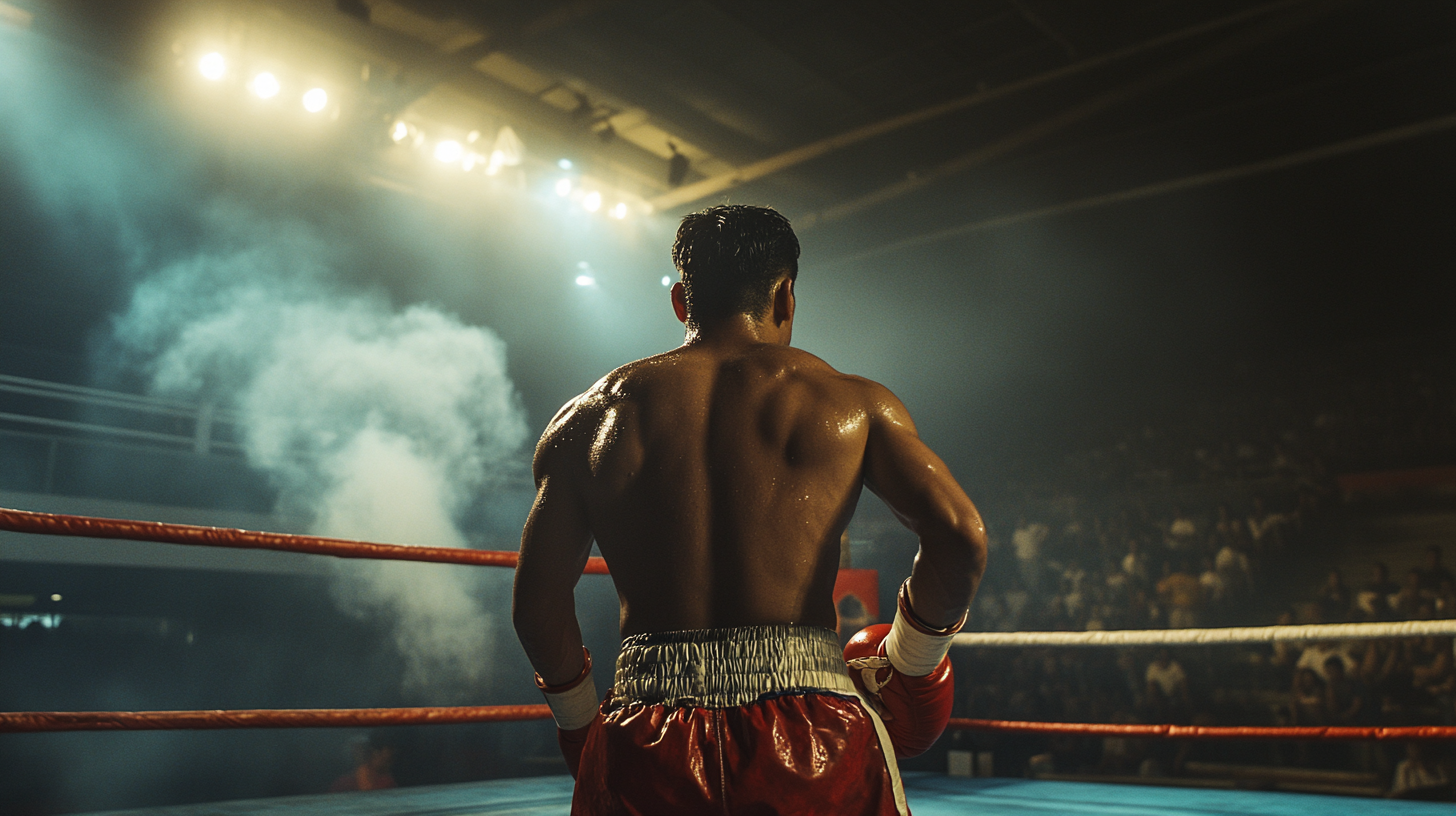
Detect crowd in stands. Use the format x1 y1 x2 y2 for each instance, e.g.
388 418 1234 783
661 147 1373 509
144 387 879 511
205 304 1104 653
946 341 1456 798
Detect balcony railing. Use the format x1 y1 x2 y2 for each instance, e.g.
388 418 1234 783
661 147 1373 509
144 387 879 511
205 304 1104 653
0 372 243 457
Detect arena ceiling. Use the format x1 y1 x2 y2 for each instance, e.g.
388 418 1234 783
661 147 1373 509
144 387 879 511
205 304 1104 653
37 0 1456 249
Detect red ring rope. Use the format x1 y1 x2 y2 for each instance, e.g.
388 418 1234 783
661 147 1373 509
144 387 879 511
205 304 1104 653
0 507 609 574
6 708 1453 739
947 718 1456 741
0 705 552 733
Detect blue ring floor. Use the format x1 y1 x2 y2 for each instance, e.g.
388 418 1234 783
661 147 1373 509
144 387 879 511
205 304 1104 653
83 773 1453 816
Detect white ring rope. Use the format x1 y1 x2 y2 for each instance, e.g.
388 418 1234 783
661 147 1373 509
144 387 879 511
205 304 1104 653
952 619 1456 648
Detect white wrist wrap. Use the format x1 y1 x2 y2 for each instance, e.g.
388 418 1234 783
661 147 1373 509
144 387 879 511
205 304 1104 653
541 667 600 731
885 606 955 677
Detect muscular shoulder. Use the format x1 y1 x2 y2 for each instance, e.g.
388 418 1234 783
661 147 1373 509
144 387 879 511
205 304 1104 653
533 355 665 478
534 378 615 482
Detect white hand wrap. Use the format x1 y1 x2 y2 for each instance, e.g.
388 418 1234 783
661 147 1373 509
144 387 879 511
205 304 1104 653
535 647 601 731
541 668 600 731
886 606 955 677
885 579 968 677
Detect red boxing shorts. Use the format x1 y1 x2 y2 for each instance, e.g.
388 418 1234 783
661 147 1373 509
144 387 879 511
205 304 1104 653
571 625 908 816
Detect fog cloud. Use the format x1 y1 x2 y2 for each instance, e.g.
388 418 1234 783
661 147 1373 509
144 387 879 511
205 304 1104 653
113 208 529 696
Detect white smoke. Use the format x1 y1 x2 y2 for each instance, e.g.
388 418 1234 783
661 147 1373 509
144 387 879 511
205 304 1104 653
113 213 529 695
3 28 531 698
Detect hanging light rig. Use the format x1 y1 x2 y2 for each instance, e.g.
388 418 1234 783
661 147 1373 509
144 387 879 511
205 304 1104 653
182 42 647 222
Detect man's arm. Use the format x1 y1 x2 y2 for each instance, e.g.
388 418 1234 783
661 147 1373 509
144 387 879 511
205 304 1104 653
512 406 595 686
861 381 987 628
842 381 987 758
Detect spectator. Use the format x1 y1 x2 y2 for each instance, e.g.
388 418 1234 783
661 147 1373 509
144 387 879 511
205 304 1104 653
1198 556 1225 613
1121 539 1150 585
1003 577 1031 630
1437 578 1456 619
1061 561 1088 621
1268 610 1299 678
1145 648 1191 723
1104 558 1131 603
1013 517 1050 592
1288 667 1327 767
1289 668 1326 726
1213 504 1236 539
1127 587 1162 629
1417 546 1455 595
1411 637 1455 704
1389 742 1450 799
1392 569 1430 620
1167 507 1197 553
1356 562 1399 620
1246 497 1287 553
1157 560 1203 629
1214 538 1252 599
1323 655 1366 725
1315 568 1352 623
1361 637 1416 715
1297 640 1355 683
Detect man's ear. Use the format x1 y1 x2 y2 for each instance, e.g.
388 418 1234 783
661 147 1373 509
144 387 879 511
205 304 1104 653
670 281 688 324
772 276 795 326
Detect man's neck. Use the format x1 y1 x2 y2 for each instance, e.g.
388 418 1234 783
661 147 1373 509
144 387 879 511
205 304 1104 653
684 314 788 347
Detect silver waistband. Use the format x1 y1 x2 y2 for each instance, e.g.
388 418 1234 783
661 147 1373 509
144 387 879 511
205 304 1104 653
611 624 856 708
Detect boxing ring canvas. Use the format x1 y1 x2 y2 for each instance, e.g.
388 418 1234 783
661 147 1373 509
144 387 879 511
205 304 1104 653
79 773 1454 816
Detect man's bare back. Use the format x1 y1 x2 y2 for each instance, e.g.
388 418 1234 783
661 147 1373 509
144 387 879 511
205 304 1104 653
516 305 983 686
538 338 889 636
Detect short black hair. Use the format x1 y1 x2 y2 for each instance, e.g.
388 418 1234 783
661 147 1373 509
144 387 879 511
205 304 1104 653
671 205 800 326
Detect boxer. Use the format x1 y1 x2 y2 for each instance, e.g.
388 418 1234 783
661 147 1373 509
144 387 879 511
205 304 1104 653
514 205 986 815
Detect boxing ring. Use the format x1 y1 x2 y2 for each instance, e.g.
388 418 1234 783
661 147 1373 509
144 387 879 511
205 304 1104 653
3 506 1454 815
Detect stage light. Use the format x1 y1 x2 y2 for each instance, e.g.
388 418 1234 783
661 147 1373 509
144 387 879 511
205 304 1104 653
467 130 480 143
50 594 61 602
390 120 409 142
582 191 602 212
302 87 328 113
661 276 672 287
610 202 628 220
434 140 463 163
249 72 280 99
558 158 573 170
575 275 595 287
198 52 226 81
555 178 572 197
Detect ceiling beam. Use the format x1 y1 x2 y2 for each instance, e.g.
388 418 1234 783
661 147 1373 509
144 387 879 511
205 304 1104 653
797 1 1338 229
822 111 1456 266
384 0 616 110
647 0 1313 213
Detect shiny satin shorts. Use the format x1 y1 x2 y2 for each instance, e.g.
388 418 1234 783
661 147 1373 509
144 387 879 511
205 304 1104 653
571 625 908 816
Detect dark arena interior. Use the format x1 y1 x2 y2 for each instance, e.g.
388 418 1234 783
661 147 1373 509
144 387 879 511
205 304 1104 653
1 0 1455 814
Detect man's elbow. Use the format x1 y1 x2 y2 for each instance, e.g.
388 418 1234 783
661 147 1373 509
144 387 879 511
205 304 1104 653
923 504 988 577
955 514 989 579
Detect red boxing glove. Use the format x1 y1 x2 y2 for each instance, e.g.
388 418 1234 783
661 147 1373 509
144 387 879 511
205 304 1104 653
536 647 601 779
844 581 966 758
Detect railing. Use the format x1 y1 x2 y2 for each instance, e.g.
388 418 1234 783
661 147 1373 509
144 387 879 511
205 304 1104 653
0 373 242 457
